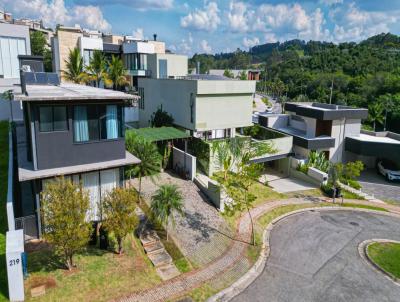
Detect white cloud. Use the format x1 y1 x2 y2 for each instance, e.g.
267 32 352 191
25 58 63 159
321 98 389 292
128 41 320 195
0 0 111 31
331 3 398 42
177 33 193 55
264 32 278 43
200 39 212 53
242 36 259 48
132 28 144 40
227 1 250 33
319 0 343 6
76 0 173 11
180 2 221 32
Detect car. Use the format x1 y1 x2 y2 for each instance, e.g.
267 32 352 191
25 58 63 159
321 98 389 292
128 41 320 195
377 159 400 181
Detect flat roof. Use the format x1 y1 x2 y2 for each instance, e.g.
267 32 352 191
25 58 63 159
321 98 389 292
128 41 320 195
349 134 400 144
18 151 140 181
15 83 140 102
128 127 190 142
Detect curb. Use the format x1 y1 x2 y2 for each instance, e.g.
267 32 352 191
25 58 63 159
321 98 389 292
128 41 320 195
359 239 400 286
207 206 400 302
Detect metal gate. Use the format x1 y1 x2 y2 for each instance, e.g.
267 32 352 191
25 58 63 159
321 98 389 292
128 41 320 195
15 215 38 241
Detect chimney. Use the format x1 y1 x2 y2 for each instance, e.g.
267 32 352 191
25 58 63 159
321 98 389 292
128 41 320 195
153 34 157 41
196 61 200 74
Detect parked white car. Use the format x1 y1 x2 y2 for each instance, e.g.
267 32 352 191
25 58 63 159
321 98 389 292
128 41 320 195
377 160 400 181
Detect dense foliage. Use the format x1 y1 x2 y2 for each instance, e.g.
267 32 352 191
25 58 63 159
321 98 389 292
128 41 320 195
190 33 400 132
30 31 52 72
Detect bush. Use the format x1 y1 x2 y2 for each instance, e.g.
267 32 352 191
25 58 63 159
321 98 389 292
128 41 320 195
344 178 362 190
297 163 309 174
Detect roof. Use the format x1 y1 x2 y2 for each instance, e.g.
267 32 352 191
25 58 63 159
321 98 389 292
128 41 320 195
128 127 190 142
15 83 140 102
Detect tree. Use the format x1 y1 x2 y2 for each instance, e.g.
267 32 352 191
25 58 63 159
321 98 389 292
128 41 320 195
212 141 232 181
149 105 174 127
41 177 92 270
30 31 47 56
125 132 161 197
238 70 248 80
2 90 14 121
328 163 343 203
107 55 129 90
368 102 384 131
101 188 139 254
85 50 111 87
378 94 394 131
151 184 184 241
63 48 85 84
223 69 234 78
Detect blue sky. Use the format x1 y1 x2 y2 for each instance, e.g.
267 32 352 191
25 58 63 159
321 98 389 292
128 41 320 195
2 0 400 55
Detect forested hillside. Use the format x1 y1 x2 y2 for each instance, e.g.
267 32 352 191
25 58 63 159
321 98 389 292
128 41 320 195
189 33 400 132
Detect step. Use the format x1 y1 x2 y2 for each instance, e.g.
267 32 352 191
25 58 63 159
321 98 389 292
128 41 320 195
147 249 173 267
144 241 164 254
140 229 160 247
156 263 181 281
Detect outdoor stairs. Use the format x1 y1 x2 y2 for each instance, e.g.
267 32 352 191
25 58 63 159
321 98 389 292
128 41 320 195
136 208 181 281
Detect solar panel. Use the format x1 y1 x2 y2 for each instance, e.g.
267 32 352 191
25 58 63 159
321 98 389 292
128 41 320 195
47 73 60 86
35 72 47 84
23 72 36 85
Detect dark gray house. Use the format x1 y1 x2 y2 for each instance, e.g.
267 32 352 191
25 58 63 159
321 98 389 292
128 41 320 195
14 72 140 238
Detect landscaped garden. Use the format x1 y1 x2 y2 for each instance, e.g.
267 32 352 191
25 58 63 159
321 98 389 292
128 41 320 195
0 121 9 302
367 242 400 280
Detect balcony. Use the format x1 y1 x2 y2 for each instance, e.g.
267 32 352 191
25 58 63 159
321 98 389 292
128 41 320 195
127 69 152 77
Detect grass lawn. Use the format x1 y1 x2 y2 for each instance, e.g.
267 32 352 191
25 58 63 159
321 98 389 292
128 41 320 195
24 234 162 301
341 202 388 212
367 242 400 279
0 121 9 302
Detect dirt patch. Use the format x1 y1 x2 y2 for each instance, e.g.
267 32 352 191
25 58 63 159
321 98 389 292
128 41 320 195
27 275 57 290
25 240 52 253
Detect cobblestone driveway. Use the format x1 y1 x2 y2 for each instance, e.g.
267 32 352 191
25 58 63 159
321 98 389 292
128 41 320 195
130 171 234 266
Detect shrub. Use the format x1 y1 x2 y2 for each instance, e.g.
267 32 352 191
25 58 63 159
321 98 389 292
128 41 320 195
297 163 309 174
344 179 362 190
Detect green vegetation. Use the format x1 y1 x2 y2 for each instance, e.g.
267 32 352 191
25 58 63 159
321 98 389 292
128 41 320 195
24 234 161 302
63 48 85 84
368 242 400 279
149 105 175 128
297 151 330 174
0 122 9 301
151 184 184 241
41 178 92 270
191 33 400 132
341 202 387 212
243 124 286 140
107 55 129 90
30 31 52 72
223 69 234 78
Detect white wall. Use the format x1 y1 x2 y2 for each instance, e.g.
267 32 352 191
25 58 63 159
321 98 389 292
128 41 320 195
123 41 154 54
124 107 139 123
303 117 316 137
147 53 188 79
172 147 196 181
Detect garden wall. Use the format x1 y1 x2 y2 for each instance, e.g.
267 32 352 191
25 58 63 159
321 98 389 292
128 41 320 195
172 147 196 181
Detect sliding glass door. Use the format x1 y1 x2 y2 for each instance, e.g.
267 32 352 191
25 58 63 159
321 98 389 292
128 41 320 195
82 172 100 221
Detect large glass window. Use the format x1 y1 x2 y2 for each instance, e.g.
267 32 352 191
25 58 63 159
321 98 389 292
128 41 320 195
39 106 68 132
123 53 148 70
0 37 26 78
73 104 123 143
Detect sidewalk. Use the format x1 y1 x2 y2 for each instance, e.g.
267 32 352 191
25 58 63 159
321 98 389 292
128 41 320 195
116 196 400 302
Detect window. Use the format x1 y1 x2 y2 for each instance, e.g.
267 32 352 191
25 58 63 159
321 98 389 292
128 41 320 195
123 53 148 70
73 104 123 143
0 37 26 78
39 106 68 132
83 49 94 66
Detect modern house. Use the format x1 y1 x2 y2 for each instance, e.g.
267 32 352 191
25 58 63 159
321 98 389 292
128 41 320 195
12 68 140 239
259 102 369 163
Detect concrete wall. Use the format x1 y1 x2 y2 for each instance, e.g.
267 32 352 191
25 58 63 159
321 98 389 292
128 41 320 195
52 29 82 79
0 101 23 121
0 22 31 54
79 36 103 52
172 147 196 181
148 53 188 79
148 40 165 54
123 41 154 54
138 78 254 131
303 116 316 137
125 107 139 123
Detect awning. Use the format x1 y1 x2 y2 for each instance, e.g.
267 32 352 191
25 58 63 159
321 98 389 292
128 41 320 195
127 127 191 142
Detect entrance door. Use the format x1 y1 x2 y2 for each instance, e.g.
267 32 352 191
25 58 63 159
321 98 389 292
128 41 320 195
82 172 100 221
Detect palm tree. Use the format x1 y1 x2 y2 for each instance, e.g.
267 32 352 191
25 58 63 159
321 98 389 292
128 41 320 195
151 184 184 241
63 48 84 83
107 55 129 90
368 102 384 131
85 50 110 87
125 132 161 197
2 90 14 121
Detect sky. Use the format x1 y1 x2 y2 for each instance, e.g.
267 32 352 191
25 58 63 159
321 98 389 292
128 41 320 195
2 0 400 56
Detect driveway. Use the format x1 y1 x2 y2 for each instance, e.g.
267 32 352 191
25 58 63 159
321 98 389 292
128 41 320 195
130 172 234 266
233 210 400 302
359 169 400 204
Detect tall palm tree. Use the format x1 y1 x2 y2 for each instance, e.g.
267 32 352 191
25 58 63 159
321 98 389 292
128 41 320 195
125 132 161 197
151 184 184 241
63 48 84 83
85 50 110 87
107 55 129 90
368 102 384 131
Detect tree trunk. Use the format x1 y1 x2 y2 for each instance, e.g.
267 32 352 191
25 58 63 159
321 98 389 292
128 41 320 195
66 253 73 271
117 237 123 255
138 175 142 204
246 206 255 246
373 121 376 132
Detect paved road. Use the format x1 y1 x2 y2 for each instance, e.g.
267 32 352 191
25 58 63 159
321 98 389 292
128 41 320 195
359 169 400 203
233 210 400 302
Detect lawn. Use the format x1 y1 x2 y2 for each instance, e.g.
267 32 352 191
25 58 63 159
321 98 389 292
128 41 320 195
367 242 400 279
24 234 162 301
0 121 9 302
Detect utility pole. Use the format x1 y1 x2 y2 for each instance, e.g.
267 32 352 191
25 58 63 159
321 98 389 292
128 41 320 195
329 79 334 104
